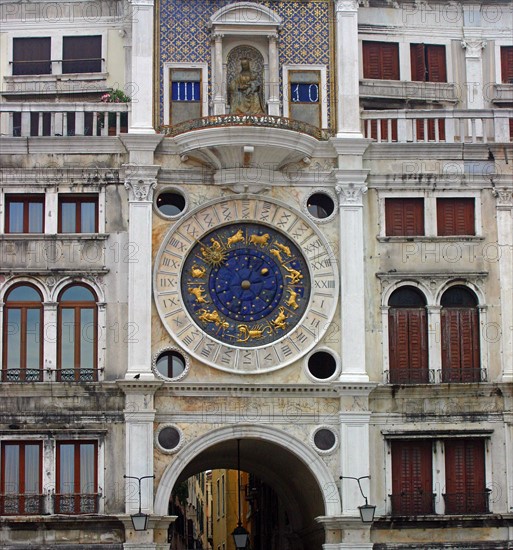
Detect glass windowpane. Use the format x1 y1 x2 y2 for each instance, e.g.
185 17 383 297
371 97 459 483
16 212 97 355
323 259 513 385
61 309 75 369
81 202 96 232
7 286 41 302
25 309 41 369
24 445 40 493
59 444 75 494
28 202 43 233
6 309 21 369
4 445 20 494
80 309 94 369
61 203 76 233
8 202 24 233
60 286 95 302
80 444 95 493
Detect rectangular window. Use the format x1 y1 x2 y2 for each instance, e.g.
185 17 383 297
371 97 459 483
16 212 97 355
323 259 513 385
444 439 488 514
289 71 321 128
363 41 400 80
5 195 45 233
385 198 424 236
58 195 98 233
437 198 475 236
391 440 434 515
0 442 43 515
12 37 51 75
170 69 201 125
411 43 447 82
56 441 98 514
62 36 102 74
500 46 513 84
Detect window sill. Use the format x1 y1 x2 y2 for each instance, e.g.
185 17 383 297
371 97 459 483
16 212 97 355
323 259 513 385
377 235 484 243
374 513 506 529
0 233 108 240
2 73 109 97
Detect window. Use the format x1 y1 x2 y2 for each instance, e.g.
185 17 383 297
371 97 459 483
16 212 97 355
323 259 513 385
170 68 201 125
363 41 400 80
5 195 44 233
62 36 102 74
58 195 98 233
12 37 51 75
0 442 43 515
55 441 99 514
57 285 98 382
500 46 513 84
441 287 481 383
444 439 488 514
391 440 434 515
2 285 43 382
385 198 424 236
388 287 429 384
289 70 321 128
411 43 447 82
437 198 475 236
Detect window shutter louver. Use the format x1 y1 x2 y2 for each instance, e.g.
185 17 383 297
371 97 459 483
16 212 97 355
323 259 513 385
410 44 426 81
363 42 399 80
426 45 447 82
500 46 513 83
13 37 51 75
363 42 381 79
437 198 475 236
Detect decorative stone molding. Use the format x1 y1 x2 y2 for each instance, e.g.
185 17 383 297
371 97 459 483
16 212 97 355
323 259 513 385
493 188 513 208
335 0 359 12
335 183 367 205
461 39 487 58
124 178 157 202
219 182 270 195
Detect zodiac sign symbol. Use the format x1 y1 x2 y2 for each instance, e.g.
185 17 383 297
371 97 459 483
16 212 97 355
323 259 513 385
285 288 300 310
227 229 245 247
283 265 303 285
188 286 209 304
271 307 288 330
191 265 206 278
269 248 284 264
197 308 229 329
273 241 292 257
237 324 272 342
201 238 226 266
249 233 270 247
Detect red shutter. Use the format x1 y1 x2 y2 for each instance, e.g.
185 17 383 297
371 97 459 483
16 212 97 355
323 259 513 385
385 198 424 236
407 309 428 382
426 45 447 82
437 198 475 236
501 46 513 83
392 441 433 515
363 42 381 79
363 42 399 80
382 43 400 80
445 439 486 513
411 44 426 81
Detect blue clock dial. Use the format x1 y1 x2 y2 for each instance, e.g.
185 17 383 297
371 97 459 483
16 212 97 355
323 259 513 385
181 223 310 347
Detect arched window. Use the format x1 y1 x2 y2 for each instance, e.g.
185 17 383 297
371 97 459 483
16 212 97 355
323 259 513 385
441 286 480 383
57 284 97 382
2 284 43 382
388 286 428 384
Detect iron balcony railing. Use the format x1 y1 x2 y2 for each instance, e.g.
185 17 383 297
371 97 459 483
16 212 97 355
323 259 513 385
161 114 333 140
438 367 487 383
385 368 435 385
56 368 98 382
53 493 101 515
1 369 43 382
389 492 437 516
0 494 45 515
442 491 491 514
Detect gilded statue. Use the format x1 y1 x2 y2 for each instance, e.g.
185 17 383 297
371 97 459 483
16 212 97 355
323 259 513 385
228 58 265 115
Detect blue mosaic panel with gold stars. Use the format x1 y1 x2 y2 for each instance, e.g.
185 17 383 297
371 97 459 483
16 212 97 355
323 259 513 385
181 223 311 347
158 0 332 127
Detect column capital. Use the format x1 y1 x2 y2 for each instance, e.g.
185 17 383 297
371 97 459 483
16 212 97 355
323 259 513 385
335 0 359 13
212 32 224 41
335 183 367 206
124 178 157 202
461 39 487 58
493 187 513 208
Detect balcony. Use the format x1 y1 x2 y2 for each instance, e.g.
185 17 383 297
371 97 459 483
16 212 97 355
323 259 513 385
389 492 437 516
0 494 45 515
362 108 513 143
442 492 490 515
1 369 43 383
360 79 459 103
54 493 101 515
438 367 487 383
385 368 435 385
0 102 129 137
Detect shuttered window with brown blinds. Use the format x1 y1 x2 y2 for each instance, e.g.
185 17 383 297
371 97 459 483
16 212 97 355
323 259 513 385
12 37 51 75
441 286 480 383
385 198 424 236
501 46 513 83
62 36 102 74
410 43 447 82
444 439 487 514
391 440 434 515
363 41 400 80
437 198 475 236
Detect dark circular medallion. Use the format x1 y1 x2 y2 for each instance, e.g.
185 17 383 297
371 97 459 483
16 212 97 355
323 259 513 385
181 223 310 347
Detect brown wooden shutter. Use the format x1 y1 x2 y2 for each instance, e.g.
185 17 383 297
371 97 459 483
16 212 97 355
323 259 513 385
437 198 475 236
501 46 513 83
445 439 485 513
13 37 51 75
392 441 433 515
63 36 101 73
385 198 424 236
363 42 381 79
426 45 447 82
382 43 400 79
410 44 426 81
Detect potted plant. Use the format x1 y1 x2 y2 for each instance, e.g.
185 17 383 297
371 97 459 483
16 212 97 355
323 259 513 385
100 89 130 134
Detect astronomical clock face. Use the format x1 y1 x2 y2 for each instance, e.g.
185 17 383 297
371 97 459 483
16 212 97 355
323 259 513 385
154 197 338 373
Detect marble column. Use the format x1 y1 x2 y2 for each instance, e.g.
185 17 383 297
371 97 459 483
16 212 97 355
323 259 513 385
129 0 156 133
43 301 58 382
212 33 225 115
494 188 513 381
268 34 280 115
335 171 369 382
334 0 362 137
461 35 487 110
124 165 159 380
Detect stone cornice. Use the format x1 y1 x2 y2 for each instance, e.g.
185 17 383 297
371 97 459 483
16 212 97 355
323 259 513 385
376 271 488 280
0 168 120 186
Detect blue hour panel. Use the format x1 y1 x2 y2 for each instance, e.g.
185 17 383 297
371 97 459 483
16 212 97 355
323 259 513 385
172 81 200 101
291 83 319 103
